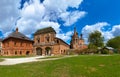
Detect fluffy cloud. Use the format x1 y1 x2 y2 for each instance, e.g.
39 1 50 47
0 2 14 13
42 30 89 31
56 31 73 42
16 0 85 42
0 0 85 42
82 22 110 43
82 22 120 44
0 0 20 37
60 11 86 26
111 25 120 36
43 0 83 12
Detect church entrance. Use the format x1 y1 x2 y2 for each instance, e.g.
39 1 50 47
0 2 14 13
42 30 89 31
26 51 30 55
36 48 42 55
45 47 52 56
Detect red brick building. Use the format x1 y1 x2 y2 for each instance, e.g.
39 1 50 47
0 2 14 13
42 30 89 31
34 27 69 56
70 27 87 50
2 28 34 56
0 39 2 56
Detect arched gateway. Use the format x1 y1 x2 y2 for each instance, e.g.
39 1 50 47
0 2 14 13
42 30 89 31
36 48 42 55
45 47 52 55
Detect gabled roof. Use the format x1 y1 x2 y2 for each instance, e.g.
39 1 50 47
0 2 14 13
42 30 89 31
34 27 56 35
3 28 33 42
55 37 69 46
106 47 114 50
0 39 2 42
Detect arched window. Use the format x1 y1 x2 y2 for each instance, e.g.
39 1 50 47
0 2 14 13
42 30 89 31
46 36 50 42
61 50 63 53
38 39 40 43
15 51 17 55
7 51 8 55
76 39 78 43
36 37 40 43
14 42 16 46
20 51 22 55
64 50 66 53
57 40 59 43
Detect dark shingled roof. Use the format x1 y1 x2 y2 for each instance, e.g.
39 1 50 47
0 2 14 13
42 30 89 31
0 39 2 42
55 37 69 46
34 27 56 35
3 31 33 42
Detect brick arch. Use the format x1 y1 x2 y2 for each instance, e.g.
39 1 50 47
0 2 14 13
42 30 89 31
45 47 52 56
36 47 42 55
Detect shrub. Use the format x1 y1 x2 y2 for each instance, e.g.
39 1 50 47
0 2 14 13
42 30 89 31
101 49 109 54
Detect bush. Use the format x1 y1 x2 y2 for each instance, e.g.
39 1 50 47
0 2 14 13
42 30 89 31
101 49 109 54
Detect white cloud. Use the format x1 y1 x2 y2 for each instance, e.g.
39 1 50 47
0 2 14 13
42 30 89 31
21 0 45 21
82 22 120 44
82 22 111 44
37 21 61 33
56 31 73 42
43 0 83 12
15 0 85 42
0 0 86 43
60 11 86 26
0 0 20 35
111 25 120 36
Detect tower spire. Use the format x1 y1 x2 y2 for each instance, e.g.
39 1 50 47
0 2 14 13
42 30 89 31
16 27 18 33
80 34 83 39
74 26 76 33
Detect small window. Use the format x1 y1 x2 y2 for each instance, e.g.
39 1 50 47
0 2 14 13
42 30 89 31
64 50 66 53
76 39 77 43
37 37 40 43
46 36 50 42
7 52 8 55
38 39 40 43
14 42 16 46
57 40 59 43
61 50 63 53
20 51 22 55
15 51 17 55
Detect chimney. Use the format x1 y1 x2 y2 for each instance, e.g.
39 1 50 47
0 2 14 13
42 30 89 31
16 27 18 33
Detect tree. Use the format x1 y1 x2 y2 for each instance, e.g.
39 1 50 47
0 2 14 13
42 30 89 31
88 30 104 48
107 36 120 49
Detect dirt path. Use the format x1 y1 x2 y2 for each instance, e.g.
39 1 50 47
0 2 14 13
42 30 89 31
0 55 76 65
0 56 45 65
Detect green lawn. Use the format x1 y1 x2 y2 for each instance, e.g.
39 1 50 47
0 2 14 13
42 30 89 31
0 59 4 62
0 55 120 77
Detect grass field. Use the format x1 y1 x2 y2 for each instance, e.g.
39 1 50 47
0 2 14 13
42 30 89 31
0 59 3 62
0 55 120 77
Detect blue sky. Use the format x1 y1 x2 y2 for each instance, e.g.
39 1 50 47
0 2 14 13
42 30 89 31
0 0 120 44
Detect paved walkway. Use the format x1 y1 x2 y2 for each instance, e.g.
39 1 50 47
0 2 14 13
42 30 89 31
0 55 76 65
0 56 45 65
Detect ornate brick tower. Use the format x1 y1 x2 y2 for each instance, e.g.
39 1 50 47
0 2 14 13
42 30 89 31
70 27 87 49
70 27 79 49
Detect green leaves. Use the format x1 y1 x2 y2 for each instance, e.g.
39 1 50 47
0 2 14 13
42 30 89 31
107 36 120 49
88 31 104 48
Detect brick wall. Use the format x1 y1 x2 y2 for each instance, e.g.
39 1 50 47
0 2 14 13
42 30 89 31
2 38 33 56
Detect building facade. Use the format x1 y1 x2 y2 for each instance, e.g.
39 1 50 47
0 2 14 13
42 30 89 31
34 27 69 56
70 27 87 50
2 28 34 56
0 39 2 55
